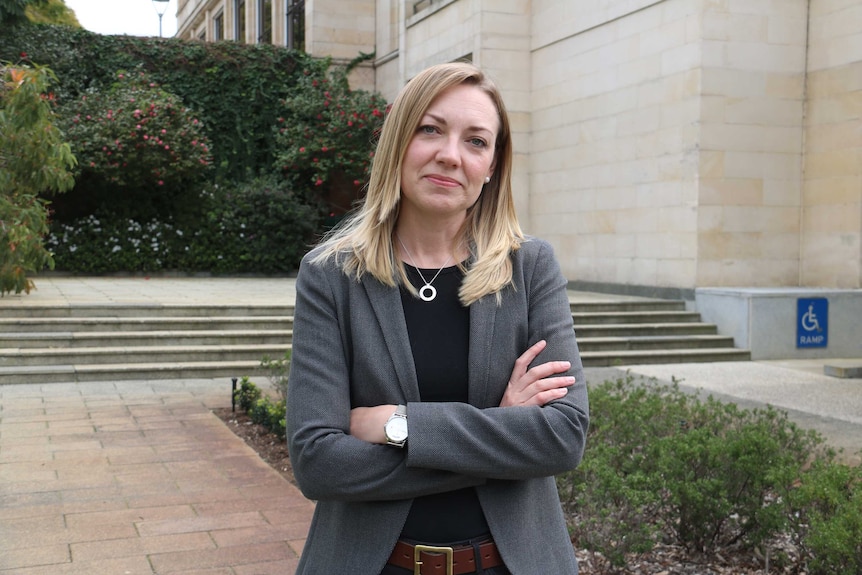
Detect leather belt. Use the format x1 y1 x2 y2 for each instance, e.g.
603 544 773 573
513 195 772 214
388 538 503 575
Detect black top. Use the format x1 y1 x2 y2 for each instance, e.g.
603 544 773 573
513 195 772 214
399 263 490 542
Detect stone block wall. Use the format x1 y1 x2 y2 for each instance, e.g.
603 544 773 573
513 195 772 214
803 0 862 288
530 0 703 288
696 0 809 287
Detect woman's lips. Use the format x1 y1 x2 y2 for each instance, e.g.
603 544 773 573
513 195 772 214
424 174 461 187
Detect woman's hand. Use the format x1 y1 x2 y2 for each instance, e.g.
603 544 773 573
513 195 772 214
350 404 397 444
500 340 575 407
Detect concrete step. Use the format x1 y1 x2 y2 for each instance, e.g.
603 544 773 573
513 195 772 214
0 296 750 384
0 361 266 385
2 330 293 349
1 316 293 333
580 347 751 367
569 299 686 313
0 344 291 368
572 310 703 324
577 334 736 352
574 322 719 337
0 304 294 318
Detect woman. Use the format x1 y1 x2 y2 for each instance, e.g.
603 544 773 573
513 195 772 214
287 61 589 575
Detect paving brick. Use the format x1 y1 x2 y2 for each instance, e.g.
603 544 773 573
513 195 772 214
148 541 298 573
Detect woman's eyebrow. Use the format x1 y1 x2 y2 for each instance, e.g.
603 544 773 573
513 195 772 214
423 112 495 135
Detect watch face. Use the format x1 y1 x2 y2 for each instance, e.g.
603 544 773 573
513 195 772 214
385 417 408 442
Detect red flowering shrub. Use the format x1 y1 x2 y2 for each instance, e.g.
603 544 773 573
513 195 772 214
274 60 387 215
58 70 211 191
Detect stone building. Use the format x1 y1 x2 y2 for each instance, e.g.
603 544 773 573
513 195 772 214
177 0 862 357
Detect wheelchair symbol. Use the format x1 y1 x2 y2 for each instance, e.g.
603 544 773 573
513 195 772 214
800 304 822 333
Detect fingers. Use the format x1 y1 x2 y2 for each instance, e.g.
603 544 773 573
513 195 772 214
511 339 547 375
501 340 576 407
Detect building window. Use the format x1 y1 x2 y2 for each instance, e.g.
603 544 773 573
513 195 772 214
258 0 272 43
413 0 432 14
214 11 224 40
235 0 246 42
286 0 304 51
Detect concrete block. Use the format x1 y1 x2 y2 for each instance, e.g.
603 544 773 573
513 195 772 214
824 362 862 378
696 288 862 359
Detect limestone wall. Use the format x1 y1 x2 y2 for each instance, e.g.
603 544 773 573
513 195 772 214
696 1 809 287
803 0 862 288
531 0 703 288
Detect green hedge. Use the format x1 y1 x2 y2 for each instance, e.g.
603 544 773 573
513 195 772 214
46 176 320 274
2 24 385 275
0 25 322 182
559 375 862 574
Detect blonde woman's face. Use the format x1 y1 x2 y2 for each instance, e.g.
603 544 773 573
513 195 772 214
399 84 498 225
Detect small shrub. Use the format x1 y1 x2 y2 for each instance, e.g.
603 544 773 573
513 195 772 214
261 350 291 403
654 398 821 552
234 376 261 412
561 374 833 566
234 376 286 440
785 460 862 575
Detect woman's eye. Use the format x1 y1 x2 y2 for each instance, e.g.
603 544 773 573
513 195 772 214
419 125 438 135
469 137 487 148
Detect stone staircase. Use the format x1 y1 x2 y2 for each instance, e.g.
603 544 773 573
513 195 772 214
0 298 749 384
572 299 750 366
0 304 293 385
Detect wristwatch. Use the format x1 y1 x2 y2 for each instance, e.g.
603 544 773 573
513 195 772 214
383 405 408 448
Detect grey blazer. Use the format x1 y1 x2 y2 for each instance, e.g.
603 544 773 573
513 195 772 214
286 237 589 574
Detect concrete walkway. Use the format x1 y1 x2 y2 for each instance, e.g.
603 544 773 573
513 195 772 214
1 277 860 574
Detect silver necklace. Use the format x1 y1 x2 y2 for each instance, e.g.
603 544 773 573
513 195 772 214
396 234 453 302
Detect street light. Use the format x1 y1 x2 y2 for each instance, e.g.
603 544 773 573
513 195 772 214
152 0 170 37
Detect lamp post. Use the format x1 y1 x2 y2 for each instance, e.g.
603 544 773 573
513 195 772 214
152 0 170 37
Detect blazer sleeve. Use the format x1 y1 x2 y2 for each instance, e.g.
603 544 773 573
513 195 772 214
405 239 590 480
286 252 486 503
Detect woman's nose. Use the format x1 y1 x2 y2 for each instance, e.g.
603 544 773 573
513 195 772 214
435 136 461 166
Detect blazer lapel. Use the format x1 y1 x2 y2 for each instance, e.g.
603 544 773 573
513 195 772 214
363 278 421 402
468 294 499 408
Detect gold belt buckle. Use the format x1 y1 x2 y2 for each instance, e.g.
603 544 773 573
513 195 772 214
413 544 454 575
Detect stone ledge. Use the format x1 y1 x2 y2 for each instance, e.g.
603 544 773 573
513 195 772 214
824 363 862 379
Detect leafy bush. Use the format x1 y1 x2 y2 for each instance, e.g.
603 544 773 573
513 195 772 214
0 25 317 182
182 176 320 274
560 375 846 569
0 61 74 295
234 376 262 412
235 377 287 440
261 350 291 403
46 215 185 273
57 69 211 199
274 57 386 215
46 176 320 274
784 460 862 575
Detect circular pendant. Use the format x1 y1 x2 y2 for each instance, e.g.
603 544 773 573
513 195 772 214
418 284 437 302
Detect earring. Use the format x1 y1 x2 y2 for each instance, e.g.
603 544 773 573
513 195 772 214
484 176 491 184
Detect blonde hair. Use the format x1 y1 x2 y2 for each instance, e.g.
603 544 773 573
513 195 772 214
311 61 523 306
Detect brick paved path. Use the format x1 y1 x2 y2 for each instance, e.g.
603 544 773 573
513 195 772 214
0 379 313 575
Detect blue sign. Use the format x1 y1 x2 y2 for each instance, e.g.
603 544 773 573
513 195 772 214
797 298 828 348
